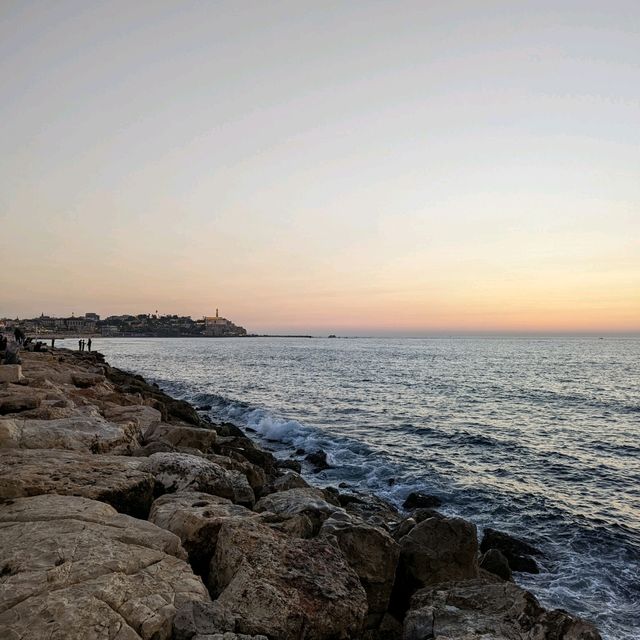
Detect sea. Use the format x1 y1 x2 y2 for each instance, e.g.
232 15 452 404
85 336 639 640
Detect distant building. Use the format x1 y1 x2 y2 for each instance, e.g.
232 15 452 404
85 313 100 321
203 309 247 337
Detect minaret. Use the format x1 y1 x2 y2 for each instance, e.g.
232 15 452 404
216 308 219 318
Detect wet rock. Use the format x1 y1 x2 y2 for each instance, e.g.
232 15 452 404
480 527 543 574
0 448 154 517
412 507 444 523
320 515 400 628
211 422 246 438
149 491 257 578
404 577 601 640
197 404 212 411
403 491 442 510
480 548 513 581
254 487 343 534
210 518 367 639
0 494 210 640
393 517 417 541
145 421 217 453
143 452 255 507
392 516 479 615
269 470 311 492
305 448 331 471
276 458 302 473
215 436 277 474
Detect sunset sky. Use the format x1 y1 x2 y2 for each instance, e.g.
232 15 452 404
1 1 638 335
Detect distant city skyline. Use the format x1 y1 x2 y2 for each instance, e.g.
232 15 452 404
1 2 638 334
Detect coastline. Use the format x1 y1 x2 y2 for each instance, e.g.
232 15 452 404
0 348 603 640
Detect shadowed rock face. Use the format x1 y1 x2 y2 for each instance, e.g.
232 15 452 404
480 527 543 574
404 578 602 640
209 518 368 639
391 516 479 616
0 494 210 640
0 448 154 518
149 491 258 579
320 515 400 629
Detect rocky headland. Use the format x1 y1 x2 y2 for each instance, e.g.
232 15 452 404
0 349 602 640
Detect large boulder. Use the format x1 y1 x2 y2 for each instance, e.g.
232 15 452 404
254 487 343 533
0 365 24 383
268 470 311 493
404 578 601 640
0 386 41 414
206 453 267 495
209 518 367 639
480 527 543 574
392 516 479 615
0 494 210 640
339 490 401 530
480 548 513 581
149 491 257 577
321 515 400 628
103 403 162 433
144 421 217 453
143 452 255 507
0 405 141 453
0 448 154 517
214 436 278 474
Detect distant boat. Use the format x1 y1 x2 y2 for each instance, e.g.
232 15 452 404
328 334 337 338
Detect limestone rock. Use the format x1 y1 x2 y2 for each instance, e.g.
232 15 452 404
0 404 141 453
145 421 217 453
0 365 24 383
404 578 601 640
392 516 479 614
403 491 442 510
320 515 400 627
143 452 255 506
269 470 311 493
210 518 367 639
0 448 154 517
254 487 343 533
149 491 257 576
0 494 210 640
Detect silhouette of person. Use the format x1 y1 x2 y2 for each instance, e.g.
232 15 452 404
87 338 92 352
78 339 82 352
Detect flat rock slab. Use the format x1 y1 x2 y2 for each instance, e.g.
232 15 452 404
0 366 24 383
0 448 155 517
0 494 210 640
0 405 141 453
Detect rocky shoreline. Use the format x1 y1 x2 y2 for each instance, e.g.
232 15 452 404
0 349 602 639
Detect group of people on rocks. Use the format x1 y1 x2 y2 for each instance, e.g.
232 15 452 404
78 338 92 352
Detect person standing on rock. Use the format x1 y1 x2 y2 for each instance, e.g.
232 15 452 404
87 338 92 352
78 339 83 352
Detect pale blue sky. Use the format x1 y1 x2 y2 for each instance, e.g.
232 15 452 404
1 1 638 333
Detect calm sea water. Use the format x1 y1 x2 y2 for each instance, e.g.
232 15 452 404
87 336 639 639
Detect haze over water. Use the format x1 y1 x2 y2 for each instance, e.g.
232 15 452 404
91 335 640 640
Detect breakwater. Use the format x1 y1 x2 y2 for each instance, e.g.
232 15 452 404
0 348 602 639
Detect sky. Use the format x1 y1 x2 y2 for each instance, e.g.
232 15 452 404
1 1 638 335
